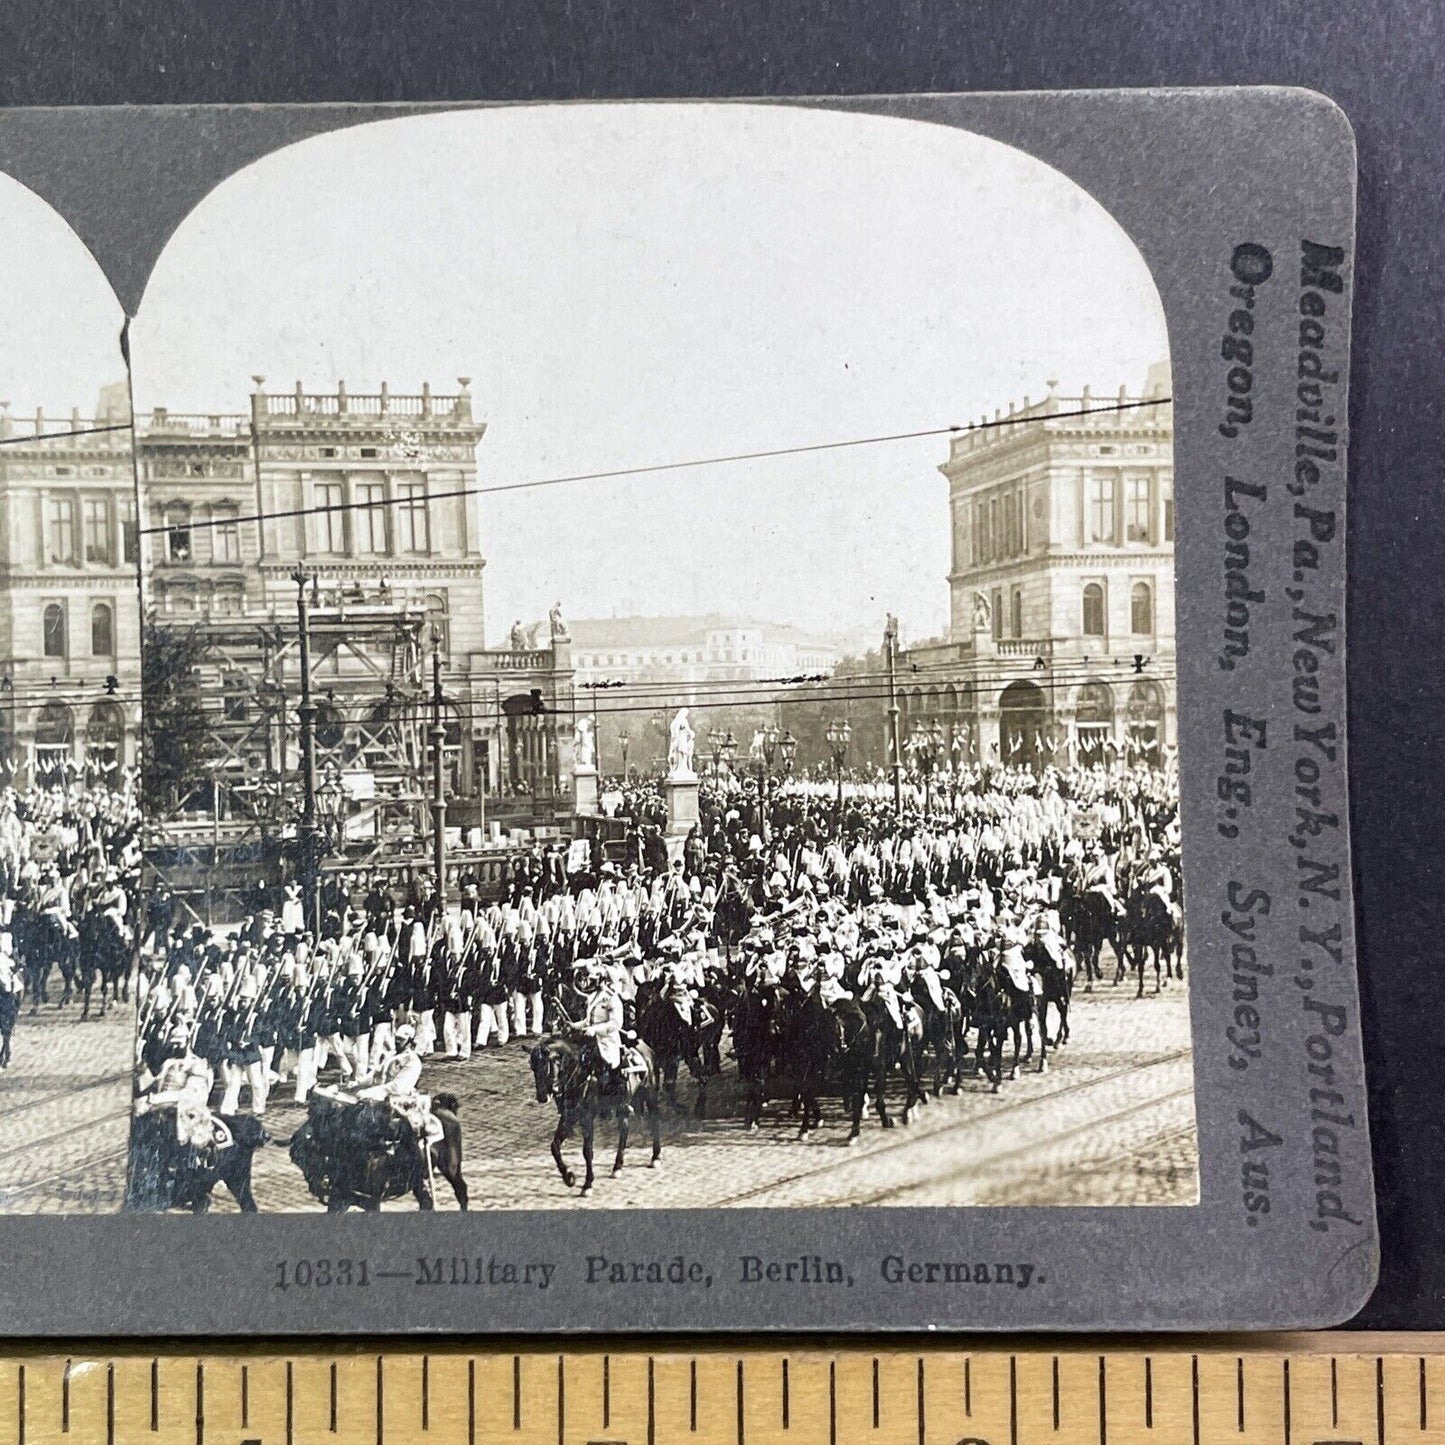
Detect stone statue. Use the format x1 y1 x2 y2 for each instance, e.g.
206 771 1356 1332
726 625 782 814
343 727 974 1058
972 592 991 632
573 716 596 772
667 707 697 779
508 619 527 650
549 600 568 640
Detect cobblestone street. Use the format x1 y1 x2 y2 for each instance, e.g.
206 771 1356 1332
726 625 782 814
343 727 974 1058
0 1003 132 1214
234 980 1197 1213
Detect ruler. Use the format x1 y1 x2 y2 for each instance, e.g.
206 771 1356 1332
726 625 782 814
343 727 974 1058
0 1336 1439 1445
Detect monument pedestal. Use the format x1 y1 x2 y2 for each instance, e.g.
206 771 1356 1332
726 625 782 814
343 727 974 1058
572 765 600 816
663 772 699 863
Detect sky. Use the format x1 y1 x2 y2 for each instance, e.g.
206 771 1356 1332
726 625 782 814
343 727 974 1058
126 104 1169 650
0 173 125 417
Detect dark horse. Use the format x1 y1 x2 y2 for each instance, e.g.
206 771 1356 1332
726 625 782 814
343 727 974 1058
125 1110 268 1212
859 990 927 1128
969 960 1037 1091
633 979 723 1118
289 1090 468 1212
530 1035 663 1194
1060 884 1115 991
1121 890 1178 997
731 983 873 1140
75 906 131 1020
15 908 76 1012
909 975 965 1097
1023 939 1075 1068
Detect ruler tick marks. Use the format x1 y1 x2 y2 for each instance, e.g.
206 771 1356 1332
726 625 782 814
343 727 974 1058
1191 1357 1200 1445
1421 1358 1429 1430
106 1364 115 1445
691 1360 698 1434
918 1358 926 1445
559 1356 567 1445
468 1360 476 1445
17 1363 24 1445
423 1355 430 1431
242 1364 249 1428
603 1356 611 1427
194 1361 203 1445
873 1358 880 1430
1053 1357 1061 1431
330 1361 338 1433
376 1356 385 1445
829 1361 837 1445
287 1361 294 1445
965 1358 972 1417
1283 1360 1291 1445
63 1358 71 1433
648 1358 657 1445
1332 1358 1340 1427
782 1359 790 1429
514 1356 522 1432
1010 1355 1019 1445
1237 1358 1246 1432
737 1360 745 1445
1145 1359 1153 1430
1378 1357 1386 1445
150 1359 158 1432
1099 1356 1108 1445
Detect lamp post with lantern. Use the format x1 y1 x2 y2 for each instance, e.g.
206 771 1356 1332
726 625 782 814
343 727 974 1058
754 723 797 844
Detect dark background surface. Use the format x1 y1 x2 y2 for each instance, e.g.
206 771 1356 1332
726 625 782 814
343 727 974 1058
0 0 1437 1330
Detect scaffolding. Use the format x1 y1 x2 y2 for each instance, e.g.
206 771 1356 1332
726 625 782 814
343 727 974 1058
142 592 435 925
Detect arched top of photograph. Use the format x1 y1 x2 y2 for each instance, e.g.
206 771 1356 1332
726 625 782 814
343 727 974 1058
128 103 1169 648
0 171 126 420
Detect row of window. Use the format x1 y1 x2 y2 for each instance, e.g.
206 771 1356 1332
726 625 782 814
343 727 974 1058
44 495 137 568
162 504 241 565
41 599 116 659
983 579 1156 642
970 474 1175 565
312 479 429 556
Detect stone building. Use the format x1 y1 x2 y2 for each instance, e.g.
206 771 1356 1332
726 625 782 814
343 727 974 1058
0 386 140 785
133 382 574 827
899 367 1175 769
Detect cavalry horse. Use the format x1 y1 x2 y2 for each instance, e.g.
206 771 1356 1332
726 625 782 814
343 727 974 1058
13 905 77 1012
126 1111 268 1213
75 905 131 1020
731 981 873 1141
1059 880 1115 991
1023 937 1075 1065
967 956 1038 1091
530 1035 663 1194
633 976 724 1118
859 986 928 1128
1120 889 1179 997
908 973 965 1097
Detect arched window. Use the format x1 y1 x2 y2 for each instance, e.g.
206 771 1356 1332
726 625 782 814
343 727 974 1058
1082 582 1106 637
91 601 114 657
1131 581 1154 635
1010 587 1023 639
42 602 66 658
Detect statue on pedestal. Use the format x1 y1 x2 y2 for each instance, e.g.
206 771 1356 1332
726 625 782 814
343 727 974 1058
667 707 697 779
572 716 596 772
549 600 568 641
972 592 992 633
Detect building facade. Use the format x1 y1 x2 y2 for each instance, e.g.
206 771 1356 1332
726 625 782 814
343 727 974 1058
0 387 140 786
900 368 1176 769
570 615 837 687
135 382 575 824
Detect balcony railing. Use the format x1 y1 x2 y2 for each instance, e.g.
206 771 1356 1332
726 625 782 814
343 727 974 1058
948 385 1172 460
255 384 473 424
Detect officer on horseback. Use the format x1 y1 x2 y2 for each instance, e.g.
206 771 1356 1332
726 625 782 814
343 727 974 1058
578 966 625 1094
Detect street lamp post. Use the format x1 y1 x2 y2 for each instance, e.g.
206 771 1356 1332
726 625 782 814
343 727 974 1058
619 731 630 780
429 624 448 910
709 726 727 779
293 567 322 936
755 725 796 844
825 718 852 836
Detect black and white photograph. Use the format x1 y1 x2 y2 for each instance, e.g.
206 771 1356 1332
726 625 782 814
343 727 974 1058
0 172 139 1213
3 104 1195 1215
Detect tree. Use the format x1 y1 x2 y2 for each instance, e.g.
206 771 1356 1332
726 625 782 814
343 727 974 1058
140 621 212 814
